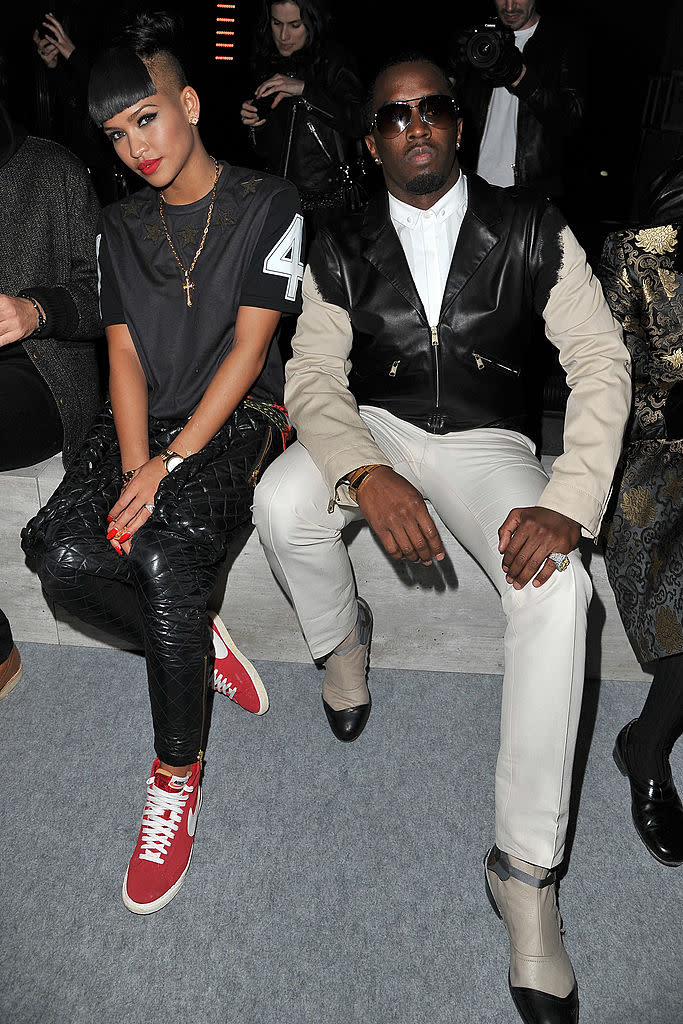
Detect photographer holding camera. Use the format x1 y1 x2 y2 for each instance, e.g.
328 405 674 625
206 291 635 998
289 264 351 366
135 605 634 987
452 1 586 215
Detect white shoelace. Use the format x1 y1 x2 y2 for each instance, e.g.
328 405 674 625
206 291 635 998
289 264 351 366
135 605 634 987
138 778 193 864
213 672 237 700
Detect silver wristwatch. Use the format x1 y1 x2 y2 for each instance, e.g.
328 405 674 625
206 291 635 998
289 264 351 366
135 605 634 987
160 449 185 473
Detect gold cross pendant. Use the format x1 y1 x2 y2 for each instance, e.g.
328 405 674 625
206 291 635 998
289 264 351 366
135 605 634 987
183 273 195 307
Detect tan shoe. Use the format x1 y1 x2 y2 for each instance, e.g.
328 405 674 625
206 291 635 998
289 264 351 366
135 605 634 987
484 845 579 1023
322 597 372 741
0 645 23 699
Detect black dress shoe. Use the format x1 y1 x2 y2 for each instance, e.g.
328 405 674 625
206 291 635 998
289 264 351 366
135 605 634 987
613 720 683 867
322 697 371 742
510 982 579 1024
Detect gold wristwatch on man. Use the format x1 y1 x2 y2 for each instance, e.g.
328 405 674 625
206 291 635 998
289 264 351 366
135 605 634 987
340 464 383 502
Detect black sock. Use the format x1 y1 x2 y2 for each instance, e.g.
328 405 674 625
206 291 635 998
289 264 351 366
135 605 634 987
627 652 683 782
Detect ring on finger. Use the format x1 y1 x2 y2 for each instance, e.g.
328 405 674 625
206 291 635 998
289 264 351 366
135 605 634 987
144 503 154 514
547 551 570 572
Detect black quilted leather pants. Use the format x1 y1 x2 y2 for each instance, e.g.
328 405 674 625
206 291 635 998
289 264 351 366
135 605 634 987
22 404 273 766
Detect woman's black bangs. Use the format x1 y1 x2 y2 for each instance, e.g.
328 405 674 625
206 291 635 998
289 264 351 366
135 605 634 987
88 46 157 125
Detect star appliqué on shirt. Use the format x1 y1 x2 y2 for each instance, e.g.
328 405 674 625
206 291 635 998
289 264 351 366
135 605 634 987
121 197 142 219
144 222 164 243
241 176 262 195
215 208 236 232
180 224 201 247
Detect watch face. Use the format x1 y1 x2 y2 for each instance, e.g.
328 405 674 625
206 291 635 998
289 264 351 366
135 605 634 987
166 453 184 472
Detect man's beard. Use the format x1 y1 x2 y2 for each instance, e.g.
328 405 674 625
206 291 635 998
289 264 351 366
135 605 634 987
405 171 447 195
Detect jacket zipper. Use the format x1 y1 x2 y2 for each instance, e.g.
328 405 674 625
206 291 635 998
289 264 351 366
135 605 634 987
389 360 400 377
472 351 521 377
431 325 441 409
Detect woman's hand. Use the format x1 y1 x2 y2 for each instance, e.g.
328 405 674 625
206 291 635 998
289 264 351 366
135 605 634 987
41 14 76 59
106 457 167 555
255 74 305 108
32 29 58 68
240 98 265 128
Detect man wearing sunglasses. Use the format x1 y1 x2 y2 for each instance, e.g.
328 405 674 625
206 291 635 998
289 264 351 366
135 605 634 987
254 56 630 1024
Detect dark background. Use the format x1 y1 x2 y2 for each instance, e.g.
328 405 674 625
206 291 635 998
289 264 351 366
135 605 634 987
4 0 683 228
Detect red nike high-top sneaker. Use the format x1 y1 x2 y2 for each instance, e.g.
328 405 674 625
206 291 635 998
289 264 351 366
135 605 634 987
123 758 202 914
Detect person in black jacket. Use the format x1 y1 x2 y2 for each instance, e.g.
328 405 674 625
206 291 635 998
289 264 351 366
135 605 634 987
253 56 631 1024
240 0 366 239
452 0 585 213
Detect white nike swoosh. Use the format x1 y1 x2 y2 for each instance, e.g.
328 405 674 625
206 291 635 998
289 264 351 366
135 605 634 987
187 804 199 837
212 627 228 659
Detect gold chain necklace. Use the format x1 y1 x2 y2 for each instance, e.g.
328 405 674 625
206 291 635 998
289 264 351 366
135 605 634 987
158 157 220 307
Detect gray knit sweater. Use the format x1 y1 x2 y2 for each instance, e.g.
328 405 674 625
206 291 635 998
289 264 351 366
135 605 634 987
0 132 103 465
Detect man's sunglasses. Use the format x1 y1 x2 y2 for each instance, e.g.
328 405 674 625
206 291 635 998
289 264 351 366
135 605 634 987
370 94 458 139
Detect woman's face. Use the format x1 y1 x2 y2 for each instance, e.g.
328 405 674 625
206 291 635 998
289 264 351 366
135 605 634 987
270 2 308 57
102 81 198 188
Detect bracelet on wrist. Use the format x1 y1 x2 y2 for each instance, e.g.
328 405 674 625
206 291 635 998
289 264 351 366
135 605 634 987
19 293 46 336
121 468 138 485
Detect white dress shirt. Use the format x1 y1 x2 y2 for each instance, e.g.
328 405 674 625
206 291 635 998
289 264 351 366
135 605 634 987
388 173 468 326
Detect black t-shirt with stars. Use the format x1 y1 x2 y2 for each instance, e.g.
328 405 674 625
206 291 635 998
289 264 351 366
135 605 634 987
97 163 304 418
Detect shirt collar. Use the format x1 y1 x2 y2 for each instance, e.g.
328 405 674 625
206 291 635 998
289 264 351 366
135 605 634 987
388 172 468 229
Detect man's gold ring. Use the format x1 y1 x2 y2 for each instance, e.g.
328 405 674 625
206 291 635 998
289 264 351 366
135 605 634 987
548 552 570 572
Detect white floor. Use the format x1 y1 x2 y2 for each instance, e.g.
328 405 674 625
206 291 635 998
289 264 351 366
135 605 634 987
2 454 649 682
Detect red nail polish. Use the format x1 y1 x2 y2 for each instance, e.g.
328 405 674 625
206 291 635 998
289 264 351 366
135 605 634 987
106 527 117 540
119 532 131 542
107 515 114 522
113 542 122 553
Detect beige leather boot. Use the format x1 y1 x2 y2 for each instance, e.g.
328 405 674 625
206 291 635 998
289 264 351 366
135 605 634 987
484 845 579 1023
322 597 372 742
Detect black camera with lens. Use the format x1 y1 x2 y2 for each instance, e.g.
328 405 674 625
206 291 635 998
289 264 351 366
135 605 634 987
455 20 523 87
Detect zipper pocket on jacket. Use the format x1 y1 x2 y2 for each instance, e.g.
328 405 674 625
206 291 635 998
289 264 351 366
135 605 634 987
249 426 274 487
305 120 333 161
389 360 401 377
198 653 208 766
472 351 521 377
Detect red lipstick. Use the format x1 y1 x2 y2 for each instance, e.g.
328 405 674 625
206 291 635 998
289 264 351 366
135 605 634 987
138 158 162 175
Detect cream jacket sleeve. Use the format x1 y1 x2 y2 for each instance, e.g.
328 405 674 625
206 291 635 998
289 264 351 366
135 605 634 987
536 224 631 537
285 264 392 505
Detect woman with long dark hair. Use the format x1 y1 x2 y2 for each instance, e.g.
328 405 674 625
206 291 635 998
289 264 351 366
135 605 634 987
240 0 366 237
22 13 304 914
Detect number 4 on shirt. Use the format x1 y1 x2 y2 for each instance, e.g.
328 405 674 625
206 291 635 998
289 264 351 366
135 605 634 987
263 213 305 302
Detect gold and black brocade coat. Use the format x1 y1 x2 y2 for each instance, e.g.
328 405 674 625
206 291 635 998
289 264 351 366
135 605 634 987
599 221 683 664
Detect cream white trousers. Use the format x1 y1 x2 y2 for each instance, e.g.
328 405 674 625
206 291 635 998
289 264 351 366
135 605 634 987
253 407 592 867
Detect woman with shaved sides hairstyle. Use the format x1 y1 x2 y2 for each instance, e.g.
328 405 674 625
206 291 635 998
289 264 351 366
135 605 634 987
22 12 304 915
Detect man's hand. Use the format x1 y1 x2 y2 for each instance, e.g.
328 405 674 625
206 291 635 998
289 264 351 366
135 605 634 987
0 294 42 347
356 466 445 566
498 506 580 590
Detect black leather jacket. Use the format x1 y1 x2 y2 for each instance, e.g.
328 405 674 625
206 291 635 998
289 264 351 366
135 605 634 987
456 15 586 200
249 43 365 201
307 175 569 439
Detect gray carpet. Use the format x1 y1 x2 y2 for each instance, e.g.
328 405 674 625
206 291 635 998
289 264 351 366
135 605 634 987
1 642 681 1024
